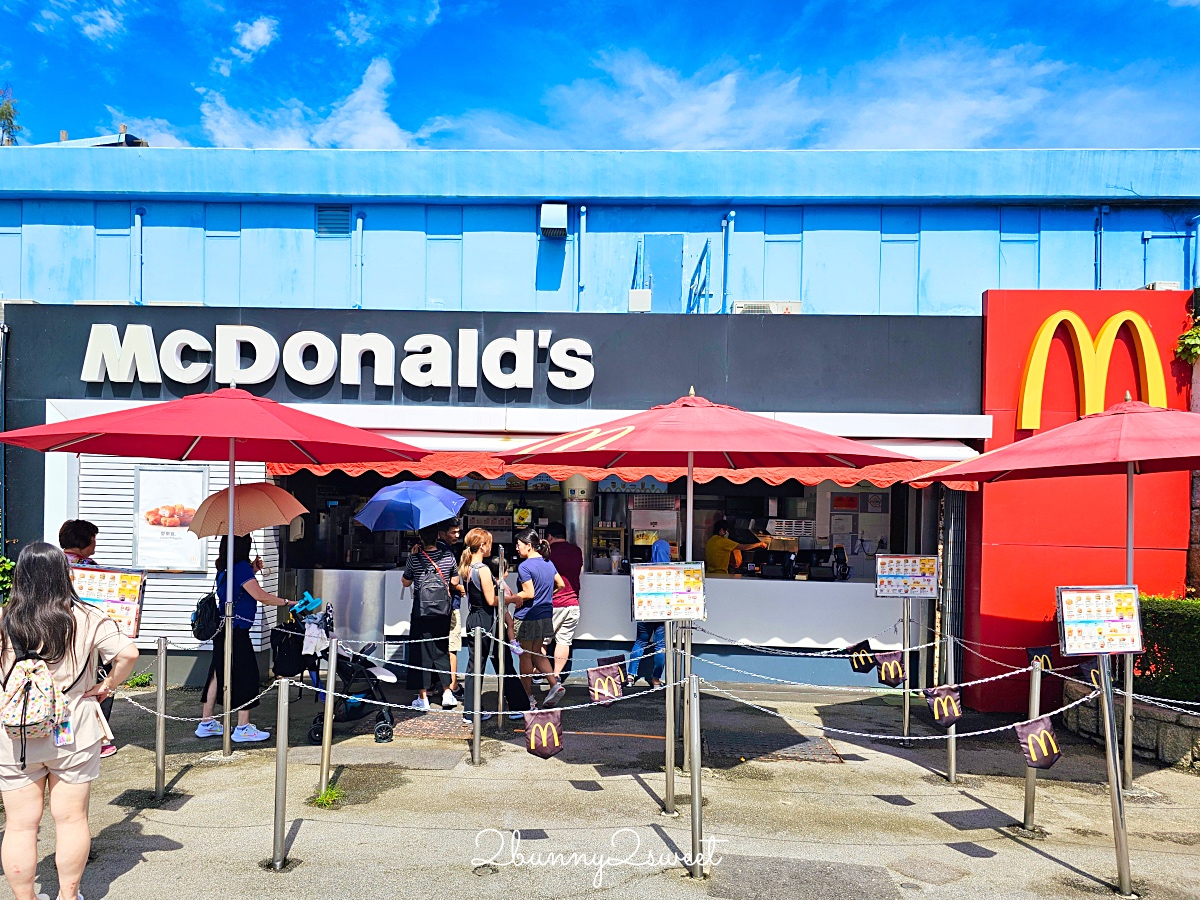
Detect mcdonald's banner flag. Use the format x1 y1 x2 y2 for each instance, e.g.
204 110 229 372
1015 716 1061 770
597 654 628 685
523 709 564 759
848 640 877 674
1026 646 1055 671
923 685 963 728
1079 656 1104 690
587 664 625 706
876 651 905 687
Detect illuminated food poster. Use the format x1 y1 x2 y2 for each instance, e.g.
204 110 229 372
1057 586 1144 656
134 466 206 570
631 562 706 621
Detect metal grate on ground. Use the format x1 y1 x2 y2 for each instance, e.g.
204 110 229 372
702 729 843 763
387 711 473 740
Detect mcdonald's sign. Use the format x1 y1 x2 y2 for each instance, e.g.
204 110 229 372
1026 646 1055 672
847 640 876 675
1017 309 1168 430
523 709 564 758
876 651 905 688
588 664 624 706
1015 717 1061 769
1080 657 1103 690
923 685 963 728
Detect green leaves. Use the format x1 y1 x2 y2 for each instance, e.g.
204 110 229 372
1175 322 1200 366
1136 595 1200 702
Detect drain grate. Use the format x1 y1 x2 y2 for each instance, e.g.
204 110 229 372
702 730 842 763
386 711 472 740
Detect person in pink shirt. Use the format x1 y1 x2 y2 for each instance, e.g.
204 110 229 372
544 522 582 686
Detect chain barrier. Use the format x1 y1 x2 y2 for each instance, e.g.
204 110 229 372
691 654 1035 692
690 625 937 658
121 680 283 723
700 679 1101 742
339 641 667 681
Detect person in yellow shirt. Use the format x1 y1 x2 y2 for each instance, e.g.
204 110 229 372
704 520 766 574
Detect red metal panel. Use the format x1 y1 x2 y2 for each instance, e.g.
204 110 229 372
968 290 1192 711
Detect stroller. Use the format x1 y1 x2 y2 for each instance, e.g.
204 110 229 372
307 642 399 744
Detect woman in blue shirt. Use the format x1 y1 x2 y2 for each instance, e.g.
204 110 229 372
507 528 567 708
196 535 292 743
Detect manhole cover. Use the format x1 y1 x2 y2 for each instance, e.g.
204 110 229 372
387 711 472 740
702 731 842 763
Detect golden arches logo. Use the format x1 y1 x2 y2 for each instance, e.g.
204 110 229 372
1030 654 1053 671
1017 310 1168 431
1026 730 1059 762
516 425 637 455
879 660 904 681
932 695 961 720
851 651 875 668
529 722 561 749
591 676 621 699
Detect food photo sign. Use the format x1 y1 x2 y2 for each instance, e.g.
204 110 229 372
70 566 147 638
631 562 706 621
134 466 206 571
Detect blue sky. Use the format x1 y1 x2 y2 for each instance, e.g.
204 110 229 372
2 0 1199 148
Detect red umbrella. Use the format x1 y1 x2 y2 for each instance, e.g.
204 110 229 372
919 398 1200 782
501 392 915 560
0 387 427 755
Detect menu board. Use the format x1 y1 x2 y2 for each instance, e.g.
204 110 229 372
1056 585 1144 657
70 565 147 639
134 466 207 571
631 562 706 621
875 555 940 598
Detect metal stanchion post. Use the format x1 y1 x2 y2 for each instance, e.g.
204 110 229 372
902 597 911 740
663 620 676 816
272 678 290 871
1023 659 1042 830
154 636 167 800
1099 660 1134 896
944 631 956 785
471 626 483 766
1122 655 1134 787
682 623 693 772
688 674 703 879
496 558 507 734
318 639 338 795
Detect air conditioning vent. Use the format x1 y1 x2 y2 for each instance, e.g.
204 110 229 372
1140 281 1181 291
540 203 568 238
767 519 815 537
316 205 352 236
732 301 801 315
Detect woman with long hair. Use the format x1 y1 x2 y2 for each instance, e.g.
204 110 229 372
196 534 292 742
0 542 139 900
458 528 529 724
507 528 566 708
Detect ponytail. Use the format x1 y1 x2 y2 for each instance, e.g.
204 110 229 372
459 527 492 584
515 527 550 558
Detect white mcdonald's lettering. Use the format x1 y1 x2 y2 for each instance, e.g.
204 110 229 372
519 425 637 454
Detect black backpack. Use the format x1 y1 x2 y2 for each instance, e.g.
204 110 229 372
413 550 452 618
191 582 223 643
271 616 310 678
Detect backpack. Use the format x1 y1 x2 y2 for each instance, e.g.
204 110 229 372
191 581 223 643
413 550 452 618
0 652 73 768
271 615 310 678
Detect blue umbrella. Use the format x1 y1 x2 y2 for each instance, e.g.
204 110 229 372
354 480 466 532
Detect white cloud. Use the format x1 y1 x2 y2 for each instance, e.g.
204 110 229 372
31 9 62 34
212 57 232 77
420 41 1200 150
73 6 123 42
199 57 413 149
329 1 437 48
1167 0 1200 6
230 15 278 62
105 106 191 147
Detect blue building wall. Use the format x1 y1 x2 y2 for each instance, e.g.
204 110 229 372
0 149 1197 314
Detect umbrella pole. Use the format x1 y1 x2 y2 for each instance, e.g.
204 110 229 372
1123 462 1134 786
686 451 694 563
222 439 236 757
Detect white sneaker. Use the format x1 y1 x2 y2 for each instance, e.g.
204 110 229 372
543 683 566 708
231 724 271 743
195 719 223 738
462 712 493 725
412 696 430 710
441 689 458 708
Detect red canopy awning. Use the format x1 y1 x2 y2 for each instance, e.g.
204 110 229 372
268 454 977 491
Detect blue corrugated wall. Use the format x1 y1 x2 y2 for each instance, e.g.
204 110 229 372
1 150 1196 313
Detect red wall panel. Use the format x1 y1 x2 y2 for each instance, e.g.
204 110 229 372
967 290 1192 711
